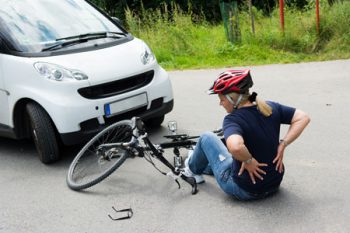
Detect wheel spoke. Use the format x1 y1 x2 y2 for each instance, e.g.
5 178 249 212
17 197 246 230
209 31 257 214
67 120 133 190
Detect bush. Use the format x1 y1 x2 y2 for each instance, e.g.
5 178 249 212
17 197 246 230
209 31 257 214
96 1 350 69
90 0 315 22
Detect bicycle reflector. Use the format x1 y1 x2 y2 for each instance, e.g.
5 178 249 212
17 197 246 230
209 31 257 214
168 121 177 134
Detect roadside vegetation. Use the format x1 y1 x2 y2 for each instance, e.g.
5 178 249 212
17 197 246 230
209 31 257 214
120 1 349 69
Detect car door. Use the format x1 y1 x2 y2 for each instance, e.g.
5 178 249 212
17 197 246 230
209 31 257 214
0 48 10 127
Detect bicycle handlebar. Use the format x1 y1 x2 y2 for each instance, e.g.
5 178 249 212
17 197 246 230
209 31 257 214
159 140 195 149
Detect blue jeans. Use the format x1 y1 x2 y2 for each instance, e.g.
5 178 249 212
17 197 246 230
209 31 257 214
188 132 263 201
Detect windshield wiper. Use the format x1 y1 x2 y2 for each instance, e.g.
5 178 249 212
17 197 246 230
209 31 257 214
42 31 126 52
56 31 126 41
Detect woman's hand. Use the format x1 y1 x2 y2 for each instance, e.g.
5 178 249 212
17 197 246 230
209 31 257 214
238 158 268 184
273 143 285 173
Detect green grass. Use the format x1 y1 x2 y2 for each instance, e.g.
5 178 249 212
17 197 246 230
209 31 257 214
124 1 350 70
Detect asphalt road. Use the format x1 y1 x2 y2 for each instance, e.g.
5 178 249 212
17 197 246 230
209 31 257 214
1 59 350 233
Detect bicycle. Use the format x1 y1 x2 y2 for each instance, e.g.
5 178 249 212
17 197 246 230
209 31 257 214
66 117 223 195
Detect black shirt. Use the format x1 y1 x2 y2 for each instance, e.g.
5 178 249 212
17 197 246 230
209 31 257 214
223 101 296 194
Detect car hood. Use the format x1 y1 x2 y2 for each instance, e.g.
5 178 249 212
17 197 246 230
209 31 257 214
36 38 155 85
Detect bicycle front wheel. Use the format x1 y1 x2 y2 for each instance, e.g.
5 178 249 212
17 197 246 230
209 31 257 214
67 120 134 191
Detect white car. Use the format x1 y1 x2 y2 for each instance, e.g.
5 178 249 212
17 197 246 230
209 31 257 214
0 0 173 164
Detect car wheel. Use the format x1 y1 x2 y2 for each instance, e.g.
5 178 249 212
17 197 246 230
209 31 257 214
144 115 165 128
26 102 60 164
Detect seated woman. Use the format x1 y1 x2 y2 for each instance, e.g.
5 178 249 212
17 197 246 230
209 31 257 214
183 69 310 200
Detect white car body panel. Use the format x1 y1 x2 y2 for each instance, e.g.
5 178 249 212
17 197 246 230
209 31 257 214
0 38 173 133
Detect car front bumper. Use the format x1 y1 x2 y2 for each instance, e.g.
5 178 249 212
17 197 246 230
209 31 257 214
60 99 173 145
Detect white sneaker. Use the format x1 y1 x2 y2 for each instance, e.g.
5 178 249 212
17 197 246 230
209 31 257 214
183 149 205 184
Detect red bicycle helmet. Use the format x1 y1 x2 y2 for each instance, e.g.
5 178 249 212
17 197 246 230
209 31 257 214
208 69 253 95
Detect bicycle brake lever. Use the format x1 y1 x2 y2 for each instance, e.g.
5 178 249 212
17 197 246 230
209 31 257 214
163 134 188 139
175 179 181 189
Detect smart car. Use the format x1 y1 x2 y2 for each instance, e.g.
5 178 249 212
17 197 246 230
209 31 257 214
0 0 173 163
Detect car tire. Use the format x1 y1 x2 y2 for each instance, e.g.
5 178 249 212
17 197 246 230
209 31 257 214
26 102 60 164
144 115 165 128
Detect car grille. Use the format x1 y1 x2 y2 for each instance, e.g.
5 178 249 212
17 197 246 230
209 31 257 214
78 70 154 99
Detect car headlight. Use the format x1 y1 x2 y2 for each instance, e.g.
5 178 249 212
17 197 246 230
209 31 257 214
140 41 155 65
33 62 88 81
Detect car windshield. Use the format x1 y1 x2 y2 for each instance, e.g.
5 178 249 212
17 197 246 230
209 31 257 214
0 0 126 53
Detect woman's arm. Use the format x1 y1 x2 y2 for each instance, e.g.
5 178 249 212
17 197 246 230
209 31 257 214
273 109 311 172
226 134 267 184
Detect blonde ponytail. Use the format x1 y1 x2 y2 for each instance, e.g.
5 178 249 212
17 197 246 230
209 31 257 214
255 96 272 117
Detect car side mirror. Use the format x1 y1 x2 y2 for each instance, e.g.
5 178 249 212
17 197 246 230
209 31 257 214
112 17 123 26
111 17 127 32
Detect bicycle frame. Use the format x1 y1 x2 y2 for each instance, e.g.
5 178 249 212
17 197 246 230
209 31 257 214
97 117 198 194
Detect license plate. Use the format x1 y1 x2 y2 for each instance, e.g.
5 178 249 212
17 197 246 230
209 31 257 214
104 93 148 117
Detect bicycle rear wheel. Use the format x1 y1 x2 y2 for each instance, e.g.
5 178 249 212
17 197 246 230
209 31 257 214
67 120 134 191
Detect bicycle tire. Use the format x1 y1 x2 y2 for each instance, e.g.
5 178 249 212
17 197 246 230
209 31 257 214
67 119 134 191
